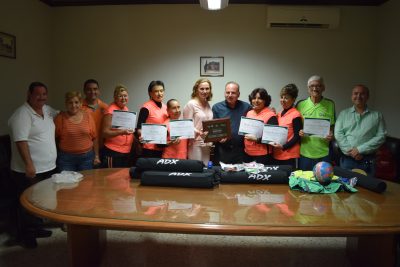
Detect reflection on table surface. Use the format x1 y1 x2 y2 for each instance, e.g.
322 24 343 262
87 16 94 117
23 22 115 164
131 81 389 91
25 168 400 228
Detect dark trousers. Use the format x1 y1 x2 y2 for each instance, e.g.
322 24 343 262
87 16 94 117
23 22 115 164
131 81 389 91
141 148 163 159
213 143 246 165
11 168 57 241
244 153 274 165
102 147 132 168
340 154 375 176
273 158 297 169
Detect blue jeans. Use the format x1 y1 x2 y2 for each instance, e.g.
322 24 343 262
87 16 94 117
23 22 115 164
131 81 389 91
57 150 94 171
340 155 375 176
298 155 331 171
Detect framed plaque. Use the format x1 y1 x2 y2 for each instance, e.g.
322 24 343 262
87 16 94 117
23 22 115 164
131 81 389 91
202 118 231 142
0 32 16 59
200 56 224 77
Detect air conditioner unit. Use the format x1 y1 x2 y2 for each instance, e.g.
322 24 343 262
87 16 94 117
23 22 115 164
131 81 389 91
267 6 340 29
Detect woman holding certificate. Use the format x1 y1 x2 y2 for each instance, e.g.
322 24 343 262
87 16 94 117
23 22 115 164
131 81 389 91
55 91 99 171
102 85 134 168
183 78 213 165
162 99 188 159
136 80 168 158
271 84 303 169
244 88 278 165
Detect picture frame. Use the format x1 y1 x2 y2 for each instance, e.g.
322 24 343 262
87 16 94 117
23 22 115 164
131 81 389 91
200 56 224 77
202 118 231 142
0 32 16 59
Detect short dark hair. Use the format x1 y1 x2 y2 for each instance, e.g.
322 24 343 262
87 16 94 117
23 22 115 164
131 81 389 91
148 80 165 94
166 99 179 109
280 83 299 99
83 79 99 89
28 82 47 94
248 88 271 107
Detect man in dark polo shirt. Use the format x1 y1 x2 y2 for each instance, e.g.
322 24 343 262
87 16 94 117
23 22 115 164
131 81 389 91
212 81 251 164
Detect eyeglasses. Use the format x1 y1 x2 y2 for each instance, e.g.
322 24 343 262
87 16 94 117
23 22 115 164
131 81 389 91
309 85 323 89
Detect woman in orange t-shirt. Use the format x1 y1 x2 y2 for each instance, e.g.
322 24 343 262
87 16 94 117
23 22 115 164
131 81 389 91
102 85 134 168
54 91 99 171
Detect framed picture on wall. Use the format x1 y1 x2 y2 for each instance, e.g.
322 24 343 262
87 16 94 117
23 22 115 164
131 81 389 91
200 56 224 77
0 32 16 59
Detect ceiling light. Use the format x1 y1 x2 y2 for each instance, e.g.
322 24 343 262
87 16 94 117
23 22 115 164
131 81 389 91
200 0 229 11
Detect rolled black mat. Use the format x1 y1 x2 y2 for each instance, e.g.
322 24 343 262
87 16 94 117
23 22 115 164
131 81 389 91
140 169 218 188
333 166 387 193
219 170 289 184
135 158 205 172
260 165 293 176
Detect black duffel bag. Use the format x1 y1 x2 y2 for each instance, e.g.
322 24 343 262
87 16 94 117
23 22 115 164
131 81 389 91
219 170 289 184
136 158 205 172
140 169 218 188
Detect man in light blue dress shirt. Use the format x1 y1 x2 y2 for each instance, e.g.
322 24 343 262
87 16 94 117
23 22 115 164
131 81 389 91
334 84 386 175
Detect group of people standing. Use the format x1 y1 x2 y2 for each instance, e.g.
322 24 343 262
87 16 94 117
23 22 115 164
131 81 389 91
7 75 386 248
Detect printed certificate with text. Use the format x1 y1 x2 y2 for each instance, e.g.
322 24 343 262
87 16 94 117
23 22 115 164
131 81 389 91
238 116 264 138
141 123 167 144
261 124 288 145
111 110 137 130
169 119 195 139
303 118 330 137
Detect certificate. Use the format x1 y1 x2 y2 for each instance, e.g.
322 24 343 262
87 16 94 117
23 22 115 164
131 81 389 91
202 118 231 142
169 119 195 139
111 110 137 130
141 123 167 144
303 118 331 137
261 124 288 145
238 116 264 138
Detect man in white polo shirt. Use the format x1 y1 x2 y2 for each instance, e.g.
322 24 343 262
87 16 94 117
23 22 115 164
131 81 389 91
8 81 58 248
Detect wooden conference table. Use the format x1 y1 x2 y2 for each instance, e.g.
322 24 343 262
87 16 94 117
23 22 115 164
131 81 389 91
21 168 400 267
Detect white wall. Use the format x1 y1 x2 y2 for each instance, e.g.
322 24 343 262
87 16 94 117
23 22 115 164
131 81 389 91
376 0 400 137
50 5 378 113
1 1 397 138
0 0 52 133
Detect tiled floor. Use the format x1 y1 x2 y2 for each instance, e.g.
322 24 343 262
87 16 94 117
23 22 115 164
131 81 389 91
0 228 351 267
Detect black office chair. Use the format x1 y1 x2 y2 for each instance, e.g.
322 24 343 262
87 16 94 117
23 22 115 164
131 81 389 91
329 139 344 167
375 136 400 183
0 135 18 241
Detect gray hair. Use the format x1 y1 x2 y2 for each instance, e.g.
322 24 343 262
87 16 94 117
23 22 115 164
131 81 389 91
353 84 370 97
307 75 324 87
